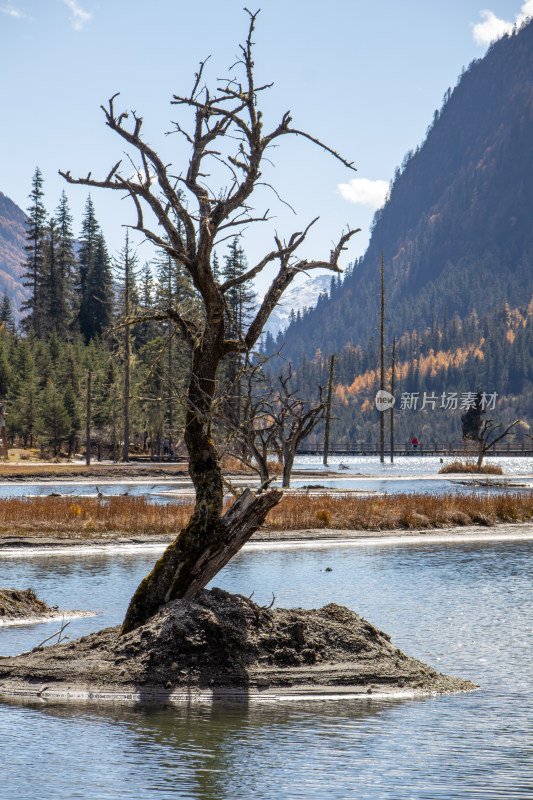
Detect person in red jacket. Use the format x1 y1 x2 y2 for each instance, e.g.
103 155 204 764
411 436 418 451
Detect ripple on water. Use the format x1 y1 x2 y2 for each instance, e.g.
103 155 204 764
1 540 532 800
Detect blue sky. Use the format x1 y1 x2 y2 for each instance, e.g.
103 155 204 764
1 0 531 292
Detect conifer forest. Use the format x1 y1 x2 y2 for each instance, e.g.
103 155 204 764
0 168 258 461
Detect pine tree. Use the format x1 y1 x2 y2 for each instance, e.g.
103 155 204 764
12 341 39 447
114 231 140 461
54 191 77 331
20 168 47 336
223 237 254 340
77 197 113 341
0 292 16 335
0 332 11 400
221 237 255 425
154 247 195 440
38 379 71 456
42 217 69 337
137 262 155 347
81 233 113 342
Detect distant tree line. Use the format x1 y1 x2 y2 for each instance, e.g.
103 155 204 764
0 168 255 459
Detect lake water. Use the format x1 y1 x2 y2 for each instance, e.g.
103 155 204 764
0 482 190 504
294 453 533 476
1 452 532 502
1 538 532 799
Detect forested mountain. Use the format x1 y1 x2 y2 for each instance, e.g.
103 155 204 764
0 192 28 315
284 298 533 446
275 18 533 364
260 19 533 445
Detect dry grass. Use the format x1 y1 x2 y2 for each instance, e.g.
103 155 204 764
265 491 533 530
0 464 189 480
0 463 118 477
0 496 195 536
439 460 504 475
0 491 532 537
218 455 282 474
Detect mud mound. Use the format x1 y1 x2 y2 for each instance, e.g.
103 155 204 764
0 588 475 701
0 588 56 619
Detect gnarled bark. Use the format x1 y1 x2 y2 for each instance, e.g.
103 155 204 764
122 485 281 633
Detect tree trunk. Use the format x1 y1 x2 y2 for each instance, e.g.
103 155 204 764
282 445 296 489
85 369 91 466
380 250 385 464
247 436 270 485
390 336 396 465
121 484 281 633
122 310 130 463
121 330 282 634
323 355 335 467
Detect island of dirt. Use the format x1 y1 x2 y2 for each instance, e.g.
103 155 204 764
0 588 60 621
0 587 476 704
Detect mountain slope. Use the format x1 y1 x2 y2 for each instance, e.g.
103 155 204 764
0 192 28 313
278 18 533 363
262 274 333 336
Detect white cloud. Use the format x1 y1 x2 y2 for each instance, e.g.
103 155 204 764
472 2 533 46
472 10 513 44
338 178 389 209
517 0 533 22
61 0 91 31
1 4 30 19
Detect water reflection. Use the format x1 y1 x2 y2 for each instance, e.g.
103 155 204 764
0 697 434 800
0 482 190 503
2 689 530 799
1 541 532 799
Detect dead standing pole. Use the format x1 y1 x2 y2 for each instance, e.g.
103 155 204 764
380 250 386 464
0 403 7 460
390 336 396 464
86 369 92 466
323 354 335 466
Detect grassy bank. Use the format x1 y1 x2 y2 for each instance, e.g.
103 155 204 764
0 492 532 537
0 464 189 481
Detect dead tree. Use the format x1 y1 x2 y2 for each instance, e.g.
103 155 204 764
322 354 335 466
60 11 359 633
218 357 279 485
220 361 326 488
476 418 521 468
271 367 327 488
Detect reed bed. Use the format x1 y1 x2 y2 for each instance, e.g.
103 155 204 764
0 491 532 537
439 460 503 475
266 491 533 530
0 496 195 536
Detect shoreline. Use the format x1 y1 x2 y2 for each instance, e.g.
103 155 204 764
0 611 97 627
0 682 476 706
1 521 532 557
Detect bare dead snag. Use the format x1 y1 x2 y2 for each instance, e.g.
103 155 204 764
476 418 521 468
60 10 358 632
272 367 328 488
